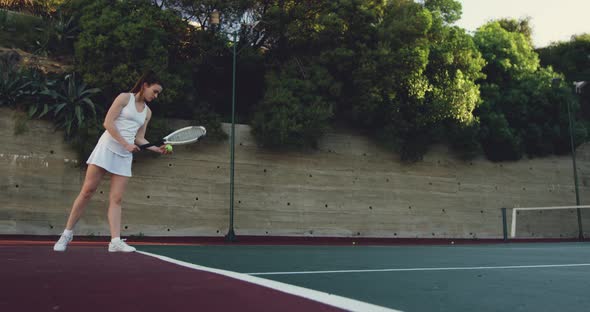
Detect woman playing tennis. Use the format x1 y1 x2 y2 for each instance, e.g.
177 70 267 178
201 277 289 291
54 70 171 252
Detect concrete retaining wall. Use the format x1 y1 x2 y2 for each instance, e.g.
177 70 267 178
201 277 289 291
2 107 589 238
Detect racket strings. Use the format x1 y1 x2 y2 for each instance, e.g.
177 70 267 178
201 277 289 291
166 127 205 143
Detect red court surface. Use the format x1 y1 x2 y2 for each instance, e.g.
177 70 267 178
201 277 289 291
0 244 343 312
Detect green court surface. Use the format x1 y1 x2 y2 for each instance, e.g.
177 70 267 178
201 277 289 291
139 243 590 312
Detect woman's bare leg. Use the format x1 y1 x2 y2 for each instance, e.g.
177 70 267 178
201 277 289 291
107 174 130 239
65 165 107 230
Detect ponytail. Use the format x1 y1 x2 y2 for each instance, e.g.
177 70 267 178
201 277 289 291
130 70 162 93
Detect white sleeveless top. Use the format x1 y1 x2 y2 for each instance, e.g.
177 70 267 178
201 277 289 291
99 93 147 157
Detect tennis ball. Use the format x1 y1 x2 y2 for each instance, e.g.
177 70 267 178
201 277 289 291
165 144 173 152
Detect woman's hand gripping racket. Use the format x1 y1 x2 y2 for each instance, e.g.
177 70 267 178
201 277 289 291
138 126 206 150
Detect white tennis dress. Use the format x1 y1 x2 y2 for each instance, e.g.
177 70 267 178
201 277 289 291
86 93 147 177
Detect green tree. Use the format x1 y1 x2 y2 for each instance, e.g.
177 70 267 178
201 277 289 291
537 33 590 83
311 0 483 160
75 0 189 111
497 17 534 46
474 19 586 160
248 0 483 159
474 21 539 84
424 0 462 24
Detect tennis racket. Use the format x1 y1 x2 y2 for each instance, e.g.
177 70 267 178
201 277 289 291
138 126 206 149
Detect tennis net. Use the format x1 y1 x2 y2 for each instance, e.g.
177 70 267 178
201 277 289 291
510 205 590 239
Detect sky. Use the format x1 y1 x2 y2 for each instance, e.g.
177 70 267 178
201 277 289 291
454 0 590 48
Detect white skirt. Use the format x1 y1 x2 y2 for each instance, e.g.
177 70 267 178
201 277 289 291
86 139 133 177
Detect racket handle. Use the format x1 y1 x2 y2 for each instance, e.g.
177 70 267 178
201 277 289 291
138 142 162 150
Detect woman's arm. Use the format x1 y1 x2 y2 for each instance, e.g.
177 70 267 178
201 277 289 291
103 93 139 153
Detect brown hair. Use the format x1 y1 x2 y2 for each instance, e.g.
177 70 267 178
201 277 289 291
130 70 163 93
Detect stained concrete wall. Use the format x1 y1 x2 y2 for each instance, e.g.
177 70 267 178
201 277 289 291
2 107 590 238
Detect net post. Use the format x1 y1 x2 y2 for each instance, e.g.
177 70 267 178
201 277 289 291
501 208 508 241
576 208 584 241
510 208 517 238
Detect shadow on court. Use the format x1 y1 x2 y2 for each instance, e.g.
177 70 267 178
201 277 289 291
0 244 342 312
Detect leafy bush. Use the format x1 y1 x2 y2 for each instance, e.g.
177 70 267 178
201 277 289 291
0 0 65 17
0 9 45 50
0 50 30 106
44 8 78 56
477 103 524 161
41 72 101 138
0 8 7 29
251 60 336 148
189 101 227 141
22 66 57 117
447 121 482 160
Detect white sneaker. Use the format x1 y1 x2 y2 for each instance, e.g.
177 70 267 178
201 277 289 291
108 239 136 252
53 233 73 252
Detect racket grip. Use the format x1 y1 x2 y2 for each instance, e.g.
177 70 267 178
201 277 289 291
138 143 154 149
138 141 162 150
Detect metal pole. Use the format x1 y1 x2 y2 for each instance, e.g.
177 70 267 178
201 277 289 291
501 208 508 241
225 31 238 242
568 92 584 240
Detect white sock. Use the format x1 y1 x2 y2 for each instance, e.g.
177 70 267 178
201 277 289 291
111 237 121 243
63 229 73 237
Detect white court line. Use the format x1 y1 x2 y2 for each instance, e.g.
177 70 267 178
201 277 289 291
136 250 401 312
247 263 590 275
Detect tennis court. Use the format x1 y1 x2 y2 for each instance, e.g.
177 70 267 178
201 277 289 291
2 2 590 311
2 239 589 312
